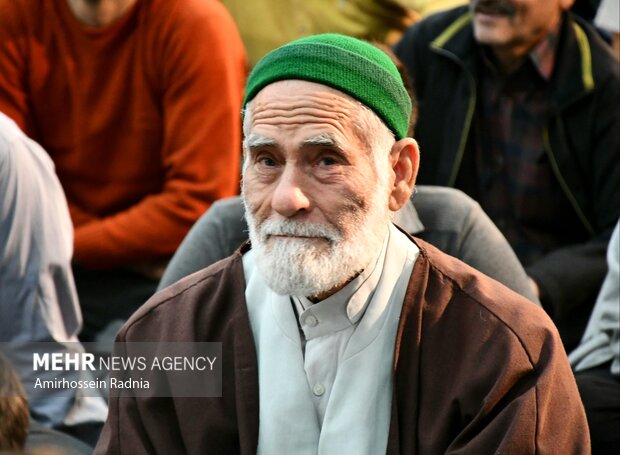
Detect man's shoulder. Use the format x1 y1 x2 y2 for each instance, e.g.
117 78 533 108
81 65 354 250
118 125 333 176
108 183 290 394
208 197 246 225
404 5 472 44
0 113 57 185
154 251 243 303
140 0 244 74
413 186 479 231
395 5 474 74
145 0 237 29
415 238 557 348
0 113 21 152
119 251 247 341
573 14 620 82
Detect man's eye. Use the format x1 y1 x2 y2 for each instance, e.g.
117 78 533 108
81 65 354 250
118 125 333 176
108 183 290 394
318 157 338 166
258 156 278 167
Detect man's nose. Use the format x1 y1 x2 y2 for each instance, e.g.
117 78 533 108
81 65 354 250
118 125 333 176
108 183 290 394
271 165 311 217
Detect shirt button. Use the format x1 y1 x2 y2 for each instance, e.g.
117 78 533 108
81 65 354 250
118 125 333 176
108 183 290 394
312 383 325 397
304 314 318 327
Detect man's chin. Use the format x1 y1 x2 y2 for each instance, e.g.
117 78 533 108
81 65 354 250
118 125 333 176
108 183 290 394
264 235 331 252
474 11 509 23
264 269 353 300
262 271 341 299
472 17 513 46
255 241 355 299
268 235 330 242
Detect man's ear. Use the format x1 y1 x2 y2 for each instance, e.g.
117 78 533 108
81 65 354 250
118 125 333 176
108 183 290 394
388 137 419 211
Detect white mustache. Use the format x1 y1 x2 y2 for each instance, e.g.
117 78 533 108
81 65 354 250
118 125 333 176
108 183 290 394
259 219 341 242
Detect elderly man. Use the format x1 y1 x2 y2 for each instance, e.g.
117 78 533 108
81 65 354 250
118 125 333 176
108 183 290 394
394 0 620 352
95 35 588 454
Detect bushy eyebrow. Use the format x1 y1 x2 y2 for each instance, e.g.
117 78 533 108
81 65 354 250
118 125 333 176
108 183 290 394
245 133 345 152
244 133 276 150
302 133 342 150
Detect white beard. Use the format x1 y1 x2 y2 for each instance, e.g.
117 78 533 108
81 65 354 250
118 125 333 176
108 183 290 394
243 183 390 298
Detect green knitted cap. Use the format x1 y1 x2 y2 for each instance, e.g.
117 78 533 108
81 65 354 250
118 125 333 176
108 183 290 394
244 33 412 140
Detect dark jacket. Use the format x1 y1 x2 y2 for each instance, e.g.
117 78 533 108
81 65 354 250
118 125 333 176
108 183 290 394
96 238 589 454
394 7 620 350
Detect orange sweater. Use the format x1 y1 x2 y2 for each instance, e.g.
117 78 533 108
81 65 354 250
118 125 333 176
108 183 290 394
0 0 246 268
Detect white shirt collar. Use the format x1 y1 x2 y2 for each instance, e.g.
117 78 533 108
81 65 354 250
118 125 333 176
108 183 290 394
292 226 390 340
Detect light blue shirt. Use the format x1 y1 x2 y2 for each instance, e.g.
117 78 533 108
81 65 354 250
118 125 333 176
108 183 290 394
0 112 106 426
291 232 388 424
569 221 620 376
244 223 419 454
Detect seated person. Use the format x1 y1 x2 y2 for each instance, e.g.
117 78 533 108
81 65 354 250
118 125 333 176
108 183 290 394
159 188 539 305
394 0 620 351
0 0 246 341
96 35 587 453
0 112 106 442
569 220 620 453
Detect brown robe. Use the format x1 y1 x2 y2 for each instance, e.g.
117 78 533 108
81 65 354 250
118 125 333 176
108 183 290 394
95 238 590 454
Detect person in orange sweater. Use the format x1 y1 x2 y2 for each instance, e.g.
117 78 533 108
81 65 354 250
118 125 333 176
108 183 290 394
0 0 246 339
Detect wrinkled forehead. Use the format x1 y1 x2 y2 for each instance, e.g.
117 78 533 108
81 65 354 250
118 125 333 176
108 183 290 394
246 80 367 141
248 80 362 118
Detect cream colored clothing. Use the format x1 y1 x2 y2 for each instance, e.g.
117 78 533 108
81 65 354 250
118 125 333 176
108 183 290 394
291 231 388 424
243 223 419 454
